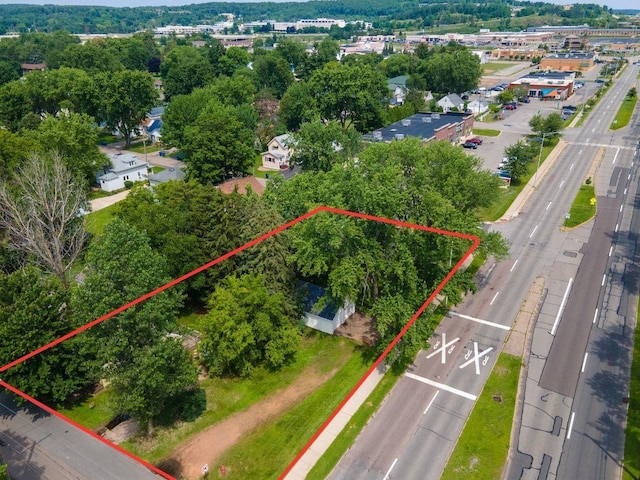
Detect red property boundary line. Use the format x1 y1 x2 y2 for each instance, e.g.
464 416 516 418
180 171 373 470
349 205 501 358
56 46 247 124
0 206 479 480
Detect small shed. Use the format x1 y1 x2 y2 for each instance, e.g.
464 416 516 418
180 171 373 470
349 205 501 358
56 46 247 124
300 282 355 335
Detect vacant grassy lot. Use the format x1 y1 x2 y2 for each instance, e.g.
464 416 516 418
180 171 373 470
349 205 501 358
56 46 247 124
565 184 595 228
482 62 511 75
623 300 640 480
119 332 364 466
126 141 163 154
59 389 117 431
611 95 638 130
441 353 521 480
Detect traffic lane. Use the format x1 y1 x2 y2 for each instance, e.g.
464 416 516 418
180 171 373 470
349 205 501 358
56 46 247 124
0 395 163 480
539 194 620 398
389 391 473 480
556 328 630 480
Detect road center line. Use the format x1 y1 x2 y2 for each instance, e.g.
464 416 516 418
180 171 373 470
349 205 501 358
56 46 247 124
551 277 573 336
593 308 599 324
569 163 574 171
449 311 511 331
490 291 500 306
404 372 477 401
510 259 519 272
529 225 538 238
423 390 440 414
586 137 590 143
559 180 565 189
546 201 552 210
567 411 576 439
383 458 398 480
579 149 583 155
581 353 588 373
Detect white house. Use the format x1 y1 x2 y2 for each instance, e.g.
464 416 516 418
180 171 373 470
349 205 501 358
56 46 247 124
261 134 294 170
96 153 149 192
437 94 466 113
467 99 489 115
300 283 355 335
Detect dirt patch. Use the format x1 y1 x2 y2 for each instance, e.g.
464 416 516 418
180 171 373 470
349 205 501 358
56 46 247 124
161 362 342 479
334 312 379 346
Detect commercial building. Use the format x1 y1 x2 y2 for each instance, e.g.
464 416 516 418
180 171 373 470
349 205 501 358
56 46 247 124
539 52 596 71
509 71 576 101
364 112 474 145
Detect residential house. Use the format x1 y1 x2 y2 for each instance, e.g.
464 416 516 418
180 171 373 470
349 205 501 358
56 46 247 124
261 134 294 170
437 94 466 113
364 112 474 145
21 63 46 75
96 153 149 192
467 99 489 116
299 282 355 335
388 75 408 105
148 167 185 186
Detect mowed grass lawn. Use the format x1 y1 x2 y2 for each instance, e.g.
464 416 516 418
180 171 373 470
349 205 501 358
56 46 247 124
85 203 119 237
120 331 369 468
441 354 521 480
482 62 511 75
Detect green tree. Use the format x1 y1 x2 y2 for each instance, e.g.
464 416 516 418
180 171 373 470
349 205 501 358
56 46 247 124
0 80 31 131
199 273 301 377
252 51 294 98
419 44 482 94
529 112 564 139
309 62 388 132
297 37 339 80
0 129 38 179
109 337 199 434
279 80 317 131
0 59 19 86
216 46 251 77
380 53 411 78
160 46 215 100
290 119 361 172
503 141 537 182
95 70 157 148
72 218 184 373
0 267 91 403
497 89 515 104
182 102 255 184
59 40 124 74
275 38 307 72
28 112 107 182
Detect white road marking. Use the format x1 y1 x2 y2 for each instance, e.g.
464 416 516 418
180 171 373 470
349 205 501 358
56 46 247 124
559 180 565 189
616 223 619 232
546 201 552 210
490 292 499 305
620 205 624 213
609 246 614 256
567 411 576 439
529 225 538 238
404 372 477 401
629 173 632 180
581 353 589 373
625 188 628 195
426 333 459 364
459 342 493 375
586 137 590 143
383 458 398 480
579 149 583 155
423 391 440 414
633 161 635 167
551 278 573 336
593 308 599 324
570 163 574 171
602 274 606 286
510 259 519 272
449 311 511 331
613 148 620 165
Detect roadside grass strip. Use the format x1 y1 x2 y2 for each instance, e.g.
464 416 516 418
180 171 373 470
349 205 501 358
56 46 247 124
565 184 596 228
441 353 521 480
611 95 637 130
622 301 640 480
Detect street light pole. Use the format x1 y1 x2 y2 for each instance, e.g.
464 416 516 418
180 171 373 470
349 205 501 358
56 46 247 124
534 130 561 189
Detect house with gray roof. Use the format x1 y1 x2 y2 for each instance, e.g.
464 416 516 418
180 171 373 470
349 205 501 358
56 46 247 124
437 93 466 112
96 153 149 192
149 167 185 186
261 134 295 170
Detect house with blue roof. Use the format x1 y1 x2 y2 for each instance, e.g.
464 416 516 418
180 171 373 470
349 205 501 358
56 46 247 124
299 282 355 334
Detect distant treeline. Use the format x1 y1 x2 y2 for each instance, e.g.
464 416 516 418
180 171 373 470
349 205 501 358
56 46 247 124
0 1 615 35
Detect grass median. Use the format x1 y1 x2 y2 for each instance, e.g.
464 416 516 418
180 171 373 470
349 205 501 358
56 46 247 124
611 94 638 130
623 299 640 480
565 183 595 228
441 353 521 480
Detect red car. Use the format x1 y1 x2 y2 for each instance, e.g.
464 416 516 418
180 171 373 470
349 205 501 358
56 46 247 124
504 104 516 110
467 137 483 145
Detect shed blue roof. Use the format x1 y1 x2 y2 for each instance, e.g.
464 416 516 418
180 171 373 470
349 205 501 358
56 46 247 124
299 282 340 320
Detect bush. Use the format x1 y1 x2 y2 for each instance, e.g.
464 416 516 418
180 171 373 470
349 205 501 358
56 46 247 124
585 177 592 185
124 180 134 189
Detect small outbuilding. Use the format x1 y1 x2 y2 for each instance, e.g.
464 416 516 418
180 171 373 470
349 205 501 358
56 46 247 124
299 282 355 335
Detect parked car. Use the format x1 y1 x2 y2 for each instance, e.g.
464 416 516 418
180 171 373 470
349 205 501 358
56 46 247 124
504 104 516 110
462 142 478 149
461 94 469 100
498 157 509 169
563 105 577 111
595 79 605 84
470 89 480 94
518 97 531 103
467 136 483 145
505 101 517 108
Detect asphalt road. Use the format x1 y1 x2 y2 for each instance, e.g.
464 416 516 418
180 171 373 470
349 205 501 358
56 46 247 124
330 59 640 480
0 394 164 480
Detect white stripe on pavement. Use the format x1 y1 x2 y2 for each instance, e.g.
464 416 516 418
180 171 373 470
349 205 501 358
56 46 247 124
404 373 477 401
449 311 511 331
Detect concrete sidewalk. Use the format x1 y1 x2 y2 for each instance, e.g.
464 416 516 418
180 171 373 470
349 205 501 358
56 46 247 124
283 364 388 480
89 189 130 212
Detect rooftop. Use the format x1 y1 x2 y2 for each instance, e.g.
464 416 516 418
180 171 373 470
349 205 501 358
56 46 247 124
364 112 471 143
